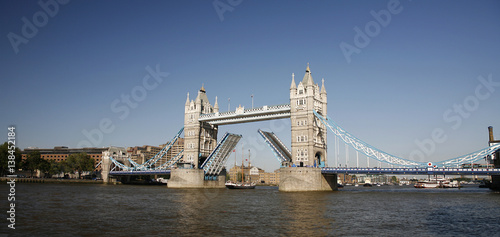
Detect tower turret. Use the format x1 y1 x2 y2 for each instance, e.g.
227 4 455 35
290 64 327 167
214 96 219 113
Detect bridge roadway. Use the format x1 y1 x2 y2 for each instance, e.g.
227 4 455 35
110 167 500 176
110 170 171 175
322 167 500 175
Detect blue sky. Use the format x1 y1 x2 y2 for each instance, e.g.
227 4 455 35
1 0 500 172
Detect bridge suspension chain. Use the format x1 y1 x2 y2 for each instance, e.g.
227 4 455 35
314 111 426 167
314 111 500 168
435 143 500 167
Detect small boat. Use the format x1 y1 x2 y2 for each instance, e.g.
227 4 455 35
363 183 372 187
337 183 344 188
414 177 460 188
156 177 168 184
225 181 256 189
225 147 256 189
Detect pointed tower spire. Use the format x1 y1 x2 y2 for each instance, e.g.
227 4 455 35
290 73 296 89
185 92 190 106
302 63 314 86
321 78 326 94
214 96 219 113
200 83 205 92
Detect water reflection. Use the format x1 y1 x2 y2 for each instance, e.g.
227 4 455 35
278 192 335 236
5 183 500 236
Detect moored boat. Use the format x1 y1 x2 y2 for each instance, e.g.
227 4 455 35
414 177 460 188
225 148 256 189
225 181 256 189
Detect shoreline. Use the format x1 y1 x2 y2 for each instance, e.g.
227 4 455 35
0 177 105 184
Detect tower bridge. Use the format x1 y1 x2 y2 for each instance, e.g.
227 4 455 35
102 64 500 191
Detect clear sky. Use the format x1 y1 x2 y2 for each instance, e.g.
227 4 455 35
1 0 500 172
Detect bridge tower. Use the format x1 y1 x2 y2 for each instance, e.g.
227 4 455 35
183 85 219 168
169 85 226 188
280 64 336 191
289 64 328 167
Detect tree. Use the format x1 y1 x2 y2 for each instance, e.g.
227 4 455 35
237 172 244 182
0 142 22 176
66 153 95 179
391 176 398 184
38 159 51 178
22 151 43 177
44 160 70 178
59 160 72 174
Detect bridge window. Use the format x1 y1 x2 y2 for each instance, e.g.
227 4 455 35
297 135 308 142
299 89 303 94
296 148 308 161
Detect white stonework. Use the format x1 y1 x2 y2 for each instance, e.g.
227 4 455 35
290 65 327 167
184 85 219 168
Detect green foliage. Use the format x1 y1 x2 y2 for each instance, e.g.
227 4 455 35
38 159 51 177
0 142 22 176
237 172 244 182
22 151 43 177
66 153 95 179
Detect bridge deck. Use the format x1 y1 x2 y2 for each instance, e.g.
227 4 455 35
322 167 500 175
258 129 292 164
110 170 171 176
199 104 290 125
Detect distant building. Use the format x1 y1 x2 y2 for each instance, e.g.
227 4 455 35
356 174 390 184
22 146 107 166
259 169 281 185
228 165 264 182
127 138 184 166
337 173 355 184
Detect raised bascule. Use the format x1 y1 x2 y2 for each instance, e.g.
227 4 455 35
102 64 500 191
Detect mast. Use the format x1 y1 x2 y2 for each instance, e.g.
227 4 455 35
248 149 251 182
241 146 244 183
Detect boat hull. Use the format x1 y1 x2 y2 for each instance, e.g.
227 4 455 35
225 182 256 189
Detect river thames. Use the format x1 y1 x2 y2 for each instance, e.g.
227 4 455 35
2 183 500 236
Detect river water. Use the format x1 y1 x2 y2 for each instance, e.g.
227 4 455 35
2 183 500 236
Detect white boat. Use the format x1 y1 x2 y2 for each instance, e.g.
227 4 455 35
155 177 168 184
225 149 256 189
225 181 256 189
414 177 460 188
